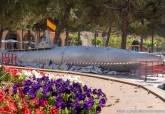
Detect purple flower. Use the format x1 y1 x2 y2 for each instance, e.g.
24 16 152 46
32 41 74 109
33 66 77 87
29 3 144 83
37 78 42 84
39 98 44 105
48 85 53 91
96 106 101 113
13 84 20 93
43 91 48 97
28 88 36 98
99 98 106 107
83 85 88 91
51 92 57 96
66 100 73 108
86 89 92 97
32 82 40 90
55 97 65 109
75 99 80 108
79 94 85 100
61 84 66 92
84 98 94 110
43 85 48 92
30 93 35 99
98 89 106 97
23 80 32 86
73 82 81 89
23 86 30 93
56 79 63 85
92 89 98 94
41 76 49 81
12 76 107 114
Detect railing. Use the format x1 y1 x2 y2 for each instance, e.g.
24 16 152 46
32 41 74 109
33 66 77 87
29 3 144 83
140 61 165 81
1 53 17 65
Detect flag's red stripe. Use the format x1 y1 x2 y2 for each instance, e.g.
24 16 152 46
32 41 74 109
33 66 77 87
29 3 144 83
47 18 56 25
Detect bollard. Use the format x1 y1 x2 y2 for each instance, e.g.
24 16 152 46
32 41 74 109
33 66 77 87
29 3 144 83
144 61 147 82
1 53 3 64
14 54 17 65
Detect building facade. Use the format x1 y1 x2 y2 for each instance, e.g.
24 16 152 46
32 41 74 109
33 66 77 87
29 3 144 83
1 29 55 50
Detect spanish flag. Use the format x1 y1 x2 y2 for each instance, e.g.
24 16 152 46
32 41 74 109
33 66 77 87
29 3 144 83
47 18 57 32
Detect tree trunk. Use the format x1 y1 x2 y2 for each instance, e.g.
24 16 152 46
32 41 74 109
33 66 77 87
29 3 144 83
55 28 62 46
0 28 3 48
65 31 69 46
0 28 3 40
21 29 24 49
94 31 97 47
54 24 65 47
39 29 40 38
151 29 154 53
37 31 39 47
105 26 111 47
78 31 81 45
140 37 143 51
120 0 130 49
121 14 128 49
54 2 72 47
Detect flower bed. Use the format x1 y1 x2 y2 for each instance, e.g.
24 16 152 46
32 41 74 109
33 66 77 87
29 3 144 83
0 90 17 113
0 66 107 114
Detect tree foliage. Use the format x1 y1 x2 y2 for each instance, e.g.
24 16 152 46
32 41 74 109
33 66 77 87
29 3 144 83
0 0 165 48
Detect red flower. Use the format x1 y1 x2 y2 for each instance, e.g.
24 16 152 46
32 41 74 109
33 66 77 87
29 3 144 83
21 108 32 114
50 107 58 114
34 98 39 104
35 108 44 114
9 103 17 112
0 89 17 113
43 100 48 106
10 68 18 77
0 108 3 113
3 66 19 77
22 99 28 107
3 106 10 112
0 91 4 101
17 87 23 91
29 97 39 105
18 93 25 98
3 66 10 73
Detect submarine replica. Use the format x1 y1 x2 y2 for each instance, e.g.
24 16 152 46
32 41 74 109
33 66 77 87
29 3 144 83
1 46 162 72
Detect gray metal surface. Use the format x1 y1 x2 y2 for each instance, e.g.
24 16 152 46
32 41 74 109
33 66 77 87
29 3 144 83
2 46 163 71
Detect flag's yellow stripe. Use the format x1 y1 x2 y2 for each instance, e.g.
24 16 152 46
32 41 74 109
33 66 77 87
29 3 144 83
47 19 56 30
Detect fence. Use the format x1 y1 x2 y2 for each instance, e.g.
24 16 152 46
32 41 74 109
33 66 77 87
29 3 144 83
140 61 165 81
1 53 17 65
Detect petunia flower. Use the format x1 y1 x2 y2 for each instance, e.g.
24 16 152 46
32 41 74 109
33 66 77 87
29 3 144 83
21 108 32 114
